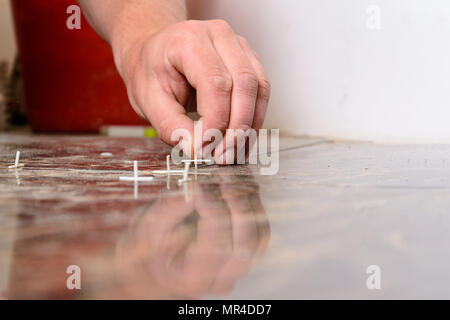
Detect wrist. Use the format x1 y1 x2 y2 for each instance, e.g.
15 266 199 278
110 27 153 81
109 10 186 81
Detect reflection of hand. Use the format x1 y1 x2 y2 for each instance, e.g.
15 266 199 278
115 170 270 299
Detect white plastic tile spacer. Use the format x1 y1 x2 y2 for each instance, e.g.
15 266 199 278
181 158 212 165
151 169 210 176
181 155 211 170
152 155 212 176
151 155 175 175
183 182 190 202
100 152 113 157
119 177 154 181
152 169 185 175
119 160 154 182
8 151 24 169
178 161 191 185
166 155 171 190
182 156 212 177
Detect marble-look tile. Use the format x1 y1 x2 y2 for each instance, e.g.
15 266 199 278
1 134 450 299
0 134 270 299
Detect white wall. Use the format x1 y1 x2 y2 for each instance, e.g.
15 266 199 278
188 0 450 143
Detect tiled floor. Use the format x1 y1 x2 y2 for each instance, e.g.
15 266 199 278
1 133 450 299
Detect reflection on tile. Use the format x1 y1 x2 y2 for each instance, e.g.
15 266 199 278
0 135 269 299
2 134 450 299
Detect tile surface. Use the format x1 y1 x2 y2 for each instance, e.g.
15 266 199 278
0 133 450 299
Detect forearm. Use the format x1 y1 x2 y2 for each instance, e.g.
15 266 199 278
78 0 187 71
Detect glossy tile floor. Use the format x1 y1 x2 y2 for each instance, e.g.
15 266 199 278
1 133 450 299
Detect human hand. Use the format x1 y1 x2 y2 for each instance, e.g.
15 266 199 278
113 20 271 163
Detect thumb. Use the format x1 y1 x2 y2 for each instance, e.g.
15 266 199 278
143 84 194 156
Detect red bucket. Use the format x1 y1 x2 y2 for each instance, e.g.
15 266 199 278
10 0 146 132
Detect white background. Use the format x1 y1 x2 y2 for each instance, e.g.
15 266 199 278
188 0 450 143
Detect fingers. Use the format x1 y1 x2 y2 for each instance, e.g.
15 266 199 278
220 181 260 261
135 192 227 299
207 174 262 295
193 182 233 252
237 36 271 131
244 178 271 259
207 21 259 133
134 20 270 162
177 182 233 297
206 21 259 164
142 80 195 151
206 22 270 164
167 23 232 152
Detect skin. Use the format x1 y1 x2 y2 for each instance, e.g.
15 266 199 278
78 0 271 164
113 170 270 299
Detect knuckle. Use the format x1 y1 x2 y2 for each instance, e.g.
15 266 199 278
252 112 265 130
157 118 173 143
237 35 249 46
252 50 262 61
235 124 252 133
258 78 272 101
179 20 201 32
235 71 259 94
210 19 232 32
210 117 229 131
209 73 233 95
216 114 231 129
173 21 204 42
